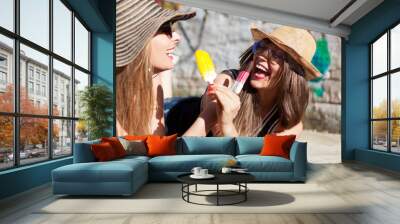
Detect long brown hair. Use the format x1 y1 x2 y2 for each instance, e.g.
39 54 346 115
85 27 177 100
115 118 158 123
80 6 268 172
116 42 154 135
233 41 309 136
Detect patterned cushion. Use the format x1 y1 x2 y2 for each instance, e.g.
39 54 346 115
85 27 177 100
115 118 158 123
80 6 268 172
119 138 147 156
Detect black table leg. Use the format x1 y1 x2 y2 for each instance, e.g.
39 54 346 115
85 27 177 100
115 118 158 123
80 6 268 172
181 184 183 199
179 182 251 206
216 184 219 206
245 183 247 201
187 184 190 202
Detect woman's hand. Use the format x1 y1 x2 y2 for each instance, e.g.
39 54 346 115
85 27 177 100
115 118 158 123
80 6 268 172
208 84 241 136
199 84 218 125
183 73 236 137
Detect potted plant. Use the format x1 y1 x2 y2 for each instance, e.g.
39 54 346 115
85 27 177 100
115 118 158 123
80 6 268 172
79 84 113 140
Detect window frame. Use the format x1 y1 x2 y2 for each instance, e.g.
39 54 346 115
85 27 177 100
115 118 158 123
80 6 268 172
370 20 400 154
0 0 92 171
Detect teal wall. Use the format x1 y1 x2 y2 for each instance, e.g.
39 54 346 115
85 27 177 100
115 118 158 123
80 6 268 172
0 158 72 199
343 0 400 171
92 32 114 135
0 0 115 200
91 0 115 135
92 33 114 90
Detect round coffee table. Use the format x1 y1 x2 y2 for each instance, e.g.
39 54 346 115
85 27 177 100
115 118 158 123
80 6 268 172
177 173 255 206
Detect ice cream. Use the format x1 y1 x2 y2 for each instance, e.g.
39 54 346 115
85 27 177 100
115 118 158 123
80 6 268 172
195 50 217 84
231 62 254 94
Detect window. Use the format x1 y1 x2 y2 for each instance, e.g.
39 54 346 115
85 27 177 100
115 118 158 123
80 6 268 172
0 54 8 87
0 71 6 85
20 117 49 165
42 85 46 97
53 0 72 60
53 59 72 117
74 69 89 118
20 0 49 49
75 18 90 70
0 0 14 32
0 116 13 170
35 70 41 81
0 55 7 67
370 23 400 154
36 83 40 95
28 81 34 94
29 67 34 80
53 119 72 158
0 34 13 113
54 89 58 102
0 0 91 170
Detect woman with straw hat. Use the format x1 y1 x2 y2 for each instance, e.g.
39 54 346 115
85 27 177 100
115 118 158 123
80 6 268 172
183 25 321 137
116 0 195 135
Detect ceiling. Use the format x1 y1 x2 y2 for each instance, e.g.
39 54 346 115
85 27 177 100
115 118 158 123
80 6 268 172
169 0 384 37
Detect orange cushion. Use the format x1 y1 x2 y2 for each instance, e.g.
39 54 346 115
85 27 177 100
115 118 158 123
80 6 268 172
91 142 118 161
125 135 149 141
259 134 296 159
101 137 126 158
146 134 177 157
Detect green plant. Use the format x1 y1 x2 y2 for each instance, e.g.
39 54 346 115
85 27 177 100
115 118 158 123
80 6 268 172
79 84 113 140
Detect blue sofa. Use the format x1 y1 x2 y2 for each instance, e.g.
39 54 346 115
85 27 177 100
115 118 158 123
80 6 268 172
52 137 307 196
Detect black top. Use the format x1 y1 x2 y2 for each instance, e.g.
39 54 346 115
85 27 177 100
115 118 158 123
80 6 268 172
165 96 202 136
177 173 255 185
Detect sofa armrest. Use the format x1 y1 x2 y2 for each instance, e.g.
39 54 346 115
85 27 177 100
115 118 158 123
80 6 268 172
289 141 307 181
73 140 100 163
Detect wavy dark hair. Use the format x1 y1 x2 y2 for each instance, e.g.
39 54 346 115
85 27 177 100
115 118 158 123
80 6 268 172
231 40 309 136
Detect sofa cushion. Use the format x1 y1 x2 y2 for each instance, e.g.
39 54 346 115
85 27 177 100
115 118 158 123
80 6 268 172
236 155 293 172
178 137 235 155
235 137 263 155
73 140 101 163
91 142 118 161
101 137 127 158
148 154 235 172
119 139 147 156
52 158 147 183
147 134 177 157
114 155 150 163
260 134 296 159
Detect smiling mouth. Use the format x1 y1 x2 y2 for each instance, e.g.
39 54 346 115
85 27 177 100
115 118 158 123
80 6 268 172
252 63 271 80
166 48 176 60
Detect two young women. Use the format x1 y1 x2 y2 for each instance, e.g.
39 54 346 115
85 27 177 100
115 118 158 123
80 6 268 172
116 0 320 137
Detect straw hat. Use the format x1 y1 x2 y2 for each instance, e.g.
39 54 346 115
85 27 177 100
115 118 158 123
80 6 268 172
116 0 196 67
251 25 321 80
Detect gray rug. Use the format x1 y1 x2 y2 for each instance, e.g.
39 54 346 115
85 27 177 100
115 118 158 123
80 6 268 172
37 183 362 214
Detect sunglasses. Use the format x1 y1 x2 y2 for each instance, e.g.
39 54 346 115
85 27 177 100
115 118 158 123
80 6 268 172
157 21 175 37
252 40 305 77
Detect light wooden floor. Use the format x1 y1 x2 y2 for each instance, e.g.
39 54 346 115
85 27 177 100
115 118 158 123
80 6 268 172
1 162 400 224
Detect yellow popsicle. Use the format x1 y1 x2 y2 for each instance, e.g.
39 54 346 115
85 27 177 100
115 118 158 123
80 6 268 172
195 50 217 83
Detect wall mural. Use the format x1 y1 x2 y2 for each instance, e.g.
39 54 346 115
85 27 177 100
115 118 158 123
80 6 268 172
115 0 342 163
